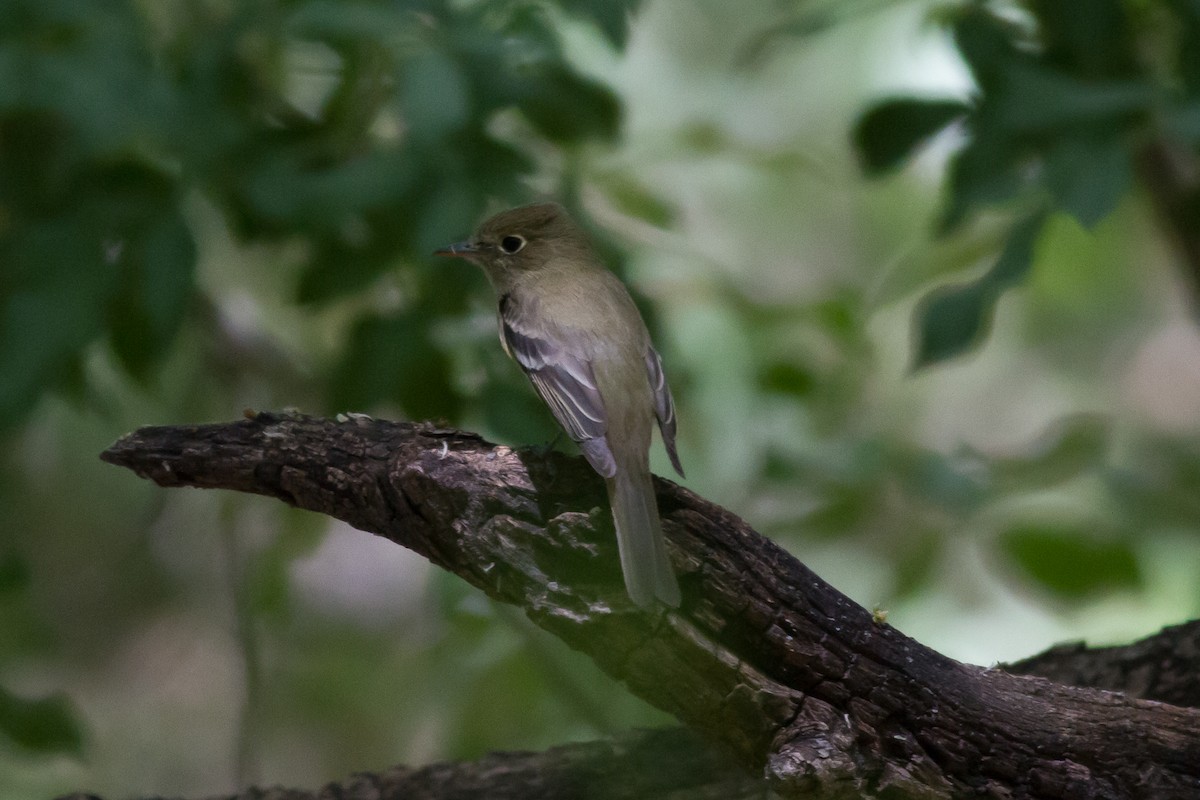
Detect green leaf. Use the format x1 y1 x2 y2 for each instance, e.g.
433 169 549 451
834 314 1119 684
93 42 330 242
108 205 197 380
952 5 1023 91
800 483 878 540
237 148 419 233
557 0 641 49
298 237 402 305
598 174 675 228
939 128 1026 232
399 49 472 142
1040 133 1131 228
1169 0 1200 94
0 684 85 757
465 6 618 143
452 131 534 200
938 7 1150 231
1031 0 1134 78
0 111 78 212
911 277 996 369
890 530 943 600
515 66 621 143
320 39 396 146
759 362 815 398
1165 101 1200 144
912 210 1046 368
1106 436 1200 530
991 67 1152 135
898 448 986 514
285 1 406 42
0 551 29 595
852 98 969 176
1000 523 1140 599
331 310 463 423
0 210 120 425
990 413 1110 491
411 179 486 269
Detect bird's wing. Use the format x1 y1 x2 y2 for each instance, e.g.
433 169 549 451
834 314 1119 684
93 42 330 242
499 294 617 478
645 346 684 478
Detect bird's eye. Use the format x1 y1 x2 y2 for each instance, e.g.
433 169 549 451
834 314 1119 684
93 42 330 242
499 235 526 254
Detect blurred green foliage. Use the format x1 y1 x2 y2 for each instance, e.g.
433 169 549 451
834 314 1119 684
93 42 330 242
1 0 1199 797
0 0 632 429
852 0 1200 367
0 685 83 758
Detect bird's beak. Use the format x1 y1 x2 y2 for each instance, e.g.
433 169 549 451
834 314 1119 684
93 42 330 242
434 240 479 259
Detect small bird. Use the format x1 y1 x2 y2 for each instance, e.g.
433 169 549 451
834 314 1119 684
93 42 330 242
435 202 684 608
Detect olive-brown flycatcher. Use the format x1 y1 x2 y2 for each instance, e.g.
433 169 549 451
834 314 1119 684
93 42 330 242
435 202 683 607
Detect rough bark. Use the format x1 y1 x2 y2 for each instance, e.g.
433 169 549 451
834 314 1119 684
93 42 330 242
96 412 1200 799
1006 620 1200 709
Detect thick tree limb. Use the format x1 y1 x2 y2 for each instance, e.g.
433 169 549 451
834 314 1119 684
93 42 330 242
58 728 760 800
1006 620 1200 709
55 633 1197 800
99 413 1200 799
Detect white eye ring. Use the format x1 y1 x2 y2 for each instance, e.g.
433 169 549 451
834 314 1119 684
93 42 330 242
499 235 526 254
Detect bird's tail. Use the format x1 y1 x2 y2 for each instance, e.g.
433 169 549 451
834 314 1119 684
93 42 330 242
607 468 681 608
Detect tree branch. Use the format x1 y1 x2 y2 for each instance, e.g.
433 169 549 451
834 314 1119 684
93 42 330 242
1138 138 1200 309
99 412 1200 799
58 728 759 800
1006 620 1200 709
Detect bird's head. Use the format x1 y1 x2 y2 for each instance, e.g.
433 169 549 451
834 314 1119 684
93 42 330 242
435 202 591 288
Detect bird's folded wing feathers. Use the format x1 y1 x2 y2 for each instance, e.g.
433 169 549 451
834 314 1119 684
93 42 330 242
645 347 684 478
500 295 617 478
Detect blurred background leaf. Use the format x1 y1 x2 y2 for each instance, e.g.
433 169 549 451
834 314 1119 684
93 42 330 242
0 686 84 757
999 522 1141 600
911 208 1046 367
853 97 969 176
